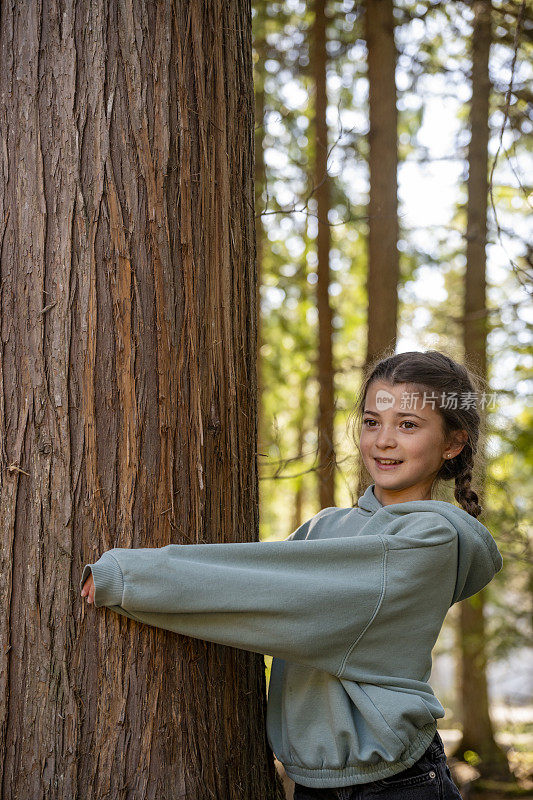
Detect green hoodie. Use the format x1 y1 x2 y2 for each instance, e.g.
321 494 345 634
79 483 503 789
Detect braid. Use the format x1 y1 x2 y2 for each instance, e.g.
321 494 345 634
441 440 482 518
454 465 482 519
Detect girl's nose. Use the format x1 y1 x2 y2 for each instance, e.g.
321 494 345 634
375 426 397 447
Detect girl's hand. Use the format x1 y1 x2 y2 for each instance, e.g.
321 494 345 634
81 574 95 605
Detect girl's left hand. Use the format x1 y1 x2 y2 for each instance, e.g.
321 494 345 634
81 574 95 604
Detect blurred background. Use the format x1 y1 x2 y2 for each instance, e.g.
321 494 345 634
251 0 532 796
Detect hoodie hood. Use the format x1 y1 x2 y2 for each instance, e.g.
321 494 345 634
357 483 503 604
357 482 383 515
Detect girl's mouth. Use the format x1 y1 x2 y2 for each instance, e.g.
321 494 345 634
374 458 403 470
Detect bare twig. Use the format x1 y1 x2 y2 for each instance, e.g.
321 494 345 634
256 97 359 226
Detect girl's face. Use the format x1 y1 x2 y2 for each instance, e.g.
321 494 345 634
359 380 467 504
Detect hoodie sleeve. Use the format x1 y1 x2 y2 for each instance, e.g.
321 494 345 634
80 529 387 677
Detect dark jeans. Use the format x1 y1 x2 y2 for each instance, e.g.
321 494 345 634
293 730 463 799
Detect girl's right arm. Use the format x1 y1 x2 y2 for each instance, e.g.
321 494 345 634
79 532 388 677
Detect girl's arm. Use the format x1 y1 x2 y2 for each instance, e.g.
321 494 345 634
78 509 466 678
80 531 388 677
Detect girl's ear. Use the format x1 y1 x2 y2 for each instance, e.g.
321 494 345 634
447 429 468 457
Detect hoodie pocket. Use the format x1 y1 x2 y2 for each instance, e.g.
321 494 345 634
354 682 439 750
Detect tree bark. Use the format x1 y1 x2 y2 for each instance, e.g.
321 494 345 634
311 0 336 509
364 0 399 367
459 0 511 780
0 2 281 798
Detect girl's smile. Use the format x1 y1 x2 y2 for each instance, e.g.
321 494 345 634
374 458 403 470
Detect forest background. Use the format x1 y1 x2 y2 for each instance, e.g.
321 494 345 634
252 0 532 795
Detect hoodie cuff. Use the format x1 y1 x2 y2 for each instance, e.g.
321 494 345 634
80 551 124 608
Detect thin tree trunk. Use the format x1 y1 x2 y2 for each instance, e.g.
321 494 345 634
459 0 510 780
290 387 309 534
0 2 281 798
358 0 399 500
254 34 268 461
364 0 399 367
311 0 336 509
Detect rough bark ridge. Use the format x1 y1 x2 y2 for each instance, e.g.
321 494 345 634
0 1 280 798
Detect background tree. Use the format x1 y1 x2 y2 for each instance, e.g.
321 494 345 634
254 3 270 461
458 0 514 781
357 0 400 496
0 2 282 798
364 0 400 368
312 0 337 508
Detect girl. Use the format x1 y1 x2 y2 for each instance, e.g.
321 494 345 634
81 350 503 799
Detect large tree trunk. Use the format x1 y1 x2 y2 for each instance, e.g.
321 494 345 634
311 0 336 509
0 2 281 798
364 0 399 367
458 0 510 780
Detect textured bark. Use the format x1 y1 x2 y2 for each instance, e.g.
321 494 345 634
311 0 336 510
364 0 399 367
458 0 510 779
0 2 281 798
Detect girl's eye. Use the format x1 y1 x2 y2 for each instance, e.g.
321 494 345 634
362 419 418 429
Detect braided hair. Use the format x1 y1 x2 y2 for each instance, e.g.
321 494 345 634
350 349 486 518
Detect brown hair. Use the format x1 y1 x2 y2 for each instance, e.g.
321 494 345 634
349 349 487 518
